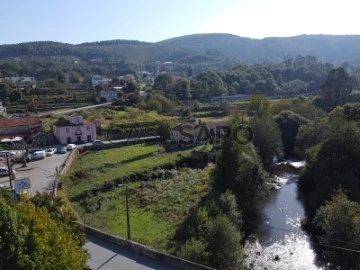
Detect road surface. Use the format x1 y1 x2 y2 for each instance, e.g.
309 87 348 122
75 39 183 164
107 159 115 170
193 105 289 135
85 234 179 270
37 102 112 116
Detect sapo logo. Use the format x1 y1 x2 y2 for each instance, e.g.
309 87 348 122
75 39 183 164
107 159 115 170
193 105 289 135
106 123 253 146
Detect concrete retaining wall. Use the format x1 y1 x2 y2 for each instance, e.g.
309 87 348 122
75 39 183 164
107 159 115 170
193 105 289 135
77 222 215 270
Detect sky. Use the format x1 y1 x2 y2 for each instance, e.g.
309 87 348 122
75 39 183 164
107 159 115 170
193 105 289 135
1 0 360 45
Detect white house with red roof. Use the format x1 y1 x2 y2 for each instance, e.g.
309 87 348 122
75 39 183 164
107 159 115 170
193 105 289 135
52 113 97 144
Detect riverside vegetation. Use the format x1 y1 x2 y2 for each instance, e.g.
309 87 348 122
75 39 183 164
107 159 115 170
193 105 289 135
56 67 360 269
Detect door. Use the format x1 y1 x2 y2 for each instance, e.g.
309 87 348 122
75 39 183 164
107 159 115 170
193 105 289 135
77 136 81 141
87 135 91 142
67 137 71 144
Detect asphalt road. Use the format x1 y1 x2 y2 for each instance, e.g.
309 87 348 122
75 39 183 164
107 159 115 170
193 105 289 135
0 151 70 196
37 102 112 116
86 234 179 270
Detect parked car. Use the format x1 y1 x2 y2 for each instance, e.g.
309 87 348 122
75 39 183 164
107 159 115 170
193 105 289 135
29 148 43 154
30 150 46 160
0 167 15 178
66 144 76 151
57 146 67 154
45 148 56 156
92 140 105 145
0 151 16 158
75 139 85 145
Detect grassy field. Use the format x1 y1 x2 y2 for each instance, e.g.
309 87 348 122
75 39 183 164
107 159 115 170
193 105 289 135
64 144 194 198
62 142 214 250
70 165 213 249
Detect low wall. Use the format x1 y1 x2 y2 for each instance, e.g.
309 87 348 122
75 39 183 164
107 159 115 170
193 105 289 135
59 149 78 176
53 149 79 196
77 222 215 270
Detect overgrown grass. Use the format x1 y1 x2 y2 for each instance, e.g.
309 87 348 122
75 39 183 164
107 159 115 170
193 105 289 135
71 165 213 250
64 144 193 198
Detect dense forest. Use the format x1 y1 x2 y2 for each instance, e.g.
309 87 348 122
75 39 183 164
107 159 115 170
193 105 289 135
4 34 360 81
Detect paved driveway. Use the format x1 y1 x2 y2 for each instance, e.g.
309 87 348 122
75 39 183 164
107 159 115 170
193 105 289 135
0 151 70 196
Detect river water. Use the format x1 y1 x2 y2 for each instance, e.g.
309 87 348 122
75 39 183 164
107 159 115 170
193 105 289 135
245 161 325 270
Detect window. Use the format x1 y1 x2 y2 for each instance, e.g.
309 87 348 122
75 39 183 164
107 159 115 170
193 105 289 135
66 128 70 133
86 126 91 131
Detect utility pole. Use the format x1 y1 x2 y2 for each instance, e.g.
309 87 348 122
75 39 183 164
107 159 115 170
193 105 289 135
6 154 13 190
125 185 131 241
119 184 131 240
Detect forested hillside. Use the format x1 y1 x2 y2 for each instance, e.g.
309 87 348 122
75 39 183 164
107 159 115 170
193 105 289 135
2 34 360 82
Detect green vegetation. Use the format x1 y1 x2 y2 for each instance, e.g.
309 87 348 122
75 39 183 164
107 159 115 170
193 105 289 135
314 192 360 269
72 167 212 248
0 191 88 270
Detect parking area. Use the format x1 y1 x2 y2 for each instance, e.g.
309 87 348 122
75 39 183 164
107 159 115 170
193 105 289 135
0 150 70 196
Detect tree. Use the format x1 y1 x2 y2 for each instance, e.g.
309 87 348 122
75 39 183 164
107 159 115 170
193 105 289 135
319 67 352 110
69 71 83 83
9 90 22 103
250 115 283 168
275 110 309 158
214 119 268 213
0 198 89 269
153 73 174 91
313 192 360 269
147 99 162 113
174 78 191 100
205 215 246 270
57 73 65 83
247 94 271 116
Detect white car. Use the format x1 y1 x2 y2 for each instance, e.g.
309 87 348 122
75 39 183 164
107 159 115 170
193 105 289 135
30 150 46 160
66 144 76 151
0 167 15 177
45 148 56 156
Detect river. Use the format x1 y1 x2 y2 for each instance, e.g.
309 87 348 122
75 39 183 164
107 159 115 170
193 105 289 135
244 161 325 270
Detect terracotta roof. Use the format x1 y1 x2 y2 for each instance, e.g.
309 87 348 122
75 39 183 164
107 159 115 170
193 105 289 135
0 116 42 128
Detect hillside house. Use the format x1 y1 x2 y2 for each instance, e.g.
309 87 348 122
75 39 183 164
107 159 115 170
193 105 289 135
91 75 110 87
99 90 118 100
0 76 37 85
53 113 97 144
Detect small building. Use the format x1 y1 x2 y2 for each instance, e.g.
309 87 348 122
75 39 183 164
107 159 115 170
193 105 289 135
0 102 6 116
0 116 44 140
99 90 118 100
53 113 97 144
0 76 37 85
91 75 110 87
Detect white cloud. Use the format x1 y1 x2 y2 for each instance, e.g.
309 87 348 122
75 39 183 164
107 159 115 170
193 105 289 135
197 0 360 38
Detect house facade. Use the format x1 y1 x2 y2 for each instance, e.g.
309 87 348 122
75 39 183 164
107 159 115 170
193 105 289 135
91 75 110 87
0 77 36 85
53 113 97 144
99 90 117 100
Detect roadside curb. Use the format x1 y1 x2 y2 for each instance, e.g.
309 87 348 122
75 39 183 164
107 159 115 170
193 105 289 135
14 166 36 172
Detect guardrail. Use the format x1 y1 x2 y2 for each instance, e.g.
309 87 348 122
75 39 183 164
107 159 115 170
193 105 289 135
77 222 215 270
